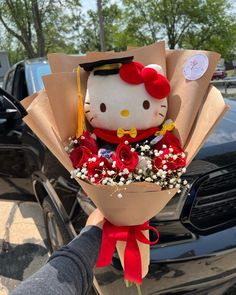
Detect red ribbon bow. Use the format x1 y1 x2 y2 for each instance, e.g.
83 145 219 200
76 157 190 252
96 220 159 284
119 61 171 100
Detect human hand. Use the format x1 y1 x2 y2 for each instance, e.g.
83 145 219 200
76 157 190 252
86 208 105 230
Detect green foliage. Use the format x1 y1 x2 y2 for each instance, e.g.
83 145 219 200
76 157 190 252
0 0 236 63
0 0 82 59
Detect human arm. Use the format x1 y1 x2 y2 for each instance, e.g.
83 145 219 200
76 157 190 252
11 209 104 295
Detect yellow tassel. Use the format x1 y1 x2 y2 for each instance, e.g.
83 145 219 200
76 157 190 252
76 66 85 138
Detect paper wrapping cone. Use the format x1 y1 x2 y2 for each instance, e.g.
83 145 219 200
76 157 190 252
77 179 177 278
185 85 229 163
166 49 220 147
21 43 228 282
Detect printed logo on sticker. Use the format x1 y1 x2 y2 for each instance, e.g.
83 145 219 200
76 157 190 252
183 54 209 80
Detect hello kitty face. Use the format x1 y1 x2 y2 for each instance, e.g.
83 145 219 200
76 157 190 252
84 64 169 131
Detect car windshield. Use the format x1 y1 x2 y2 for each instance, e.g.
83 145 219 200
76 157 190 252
25 61 51 95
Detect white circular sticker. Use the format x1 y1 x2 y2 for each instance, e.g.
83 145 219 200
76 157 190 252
183 54 209 80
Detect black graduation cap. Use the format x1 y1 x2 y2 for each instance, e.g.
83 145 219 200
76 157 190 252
79 56 134 76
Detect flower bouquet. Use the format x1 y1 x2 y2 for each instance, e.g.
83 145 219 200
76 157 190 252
21 41 228 289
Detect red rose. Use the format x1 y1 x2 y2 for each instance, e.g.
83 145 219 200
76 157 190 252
114 143 139 171
87 156 112 183
70 146 92 168
78 131 98 154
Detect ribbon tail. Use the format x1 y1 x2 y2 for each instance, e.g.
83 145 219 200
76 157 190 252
124 228 142 285
96 221 116 267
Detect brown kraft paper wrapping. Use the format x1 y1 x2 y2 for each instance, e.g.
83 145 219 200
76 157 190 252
166 49 220 147
21 44 228 281
48 41 166 74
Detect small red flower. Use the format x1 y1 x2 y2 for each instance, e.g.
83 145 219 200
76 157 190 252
87 156 112 183
114 143 139 172
70 146 92 168
153 146 186 171
78 131 98 154
166 154 186 170
152 131 183 153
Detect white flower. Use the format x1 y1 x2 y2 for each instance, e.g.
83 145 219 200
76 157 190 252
92 157 97 162
118 181 124 186
81 168 87 174
162 144 167 149
81 136 85 140
169 147 173 153
163 165 167 170
182 167 187 173
172 155 178 160
131 148 135 152
94 174 99 178
90 177 95 183
99 161 104 167
73 139 78 144
183 180 188 185
117 193 123 198
64 146 69 152
125 140 129 145
145 177 152 182
123 168 129 174
102 179 107 185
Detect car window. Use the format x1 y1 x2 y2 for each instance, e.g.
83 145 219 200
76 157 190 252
4 70 15 94
25 62 51 95
13 66 29 100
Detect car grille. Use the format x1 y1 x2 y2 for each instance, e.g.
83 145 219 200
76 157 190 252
183 165 236 233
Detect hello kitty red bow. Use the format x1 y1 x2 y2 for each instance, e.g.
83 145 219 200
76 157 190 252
120 61 171 99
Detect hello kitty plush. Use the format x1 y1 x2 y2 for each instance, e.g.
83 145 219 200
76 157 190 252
80 57 182 151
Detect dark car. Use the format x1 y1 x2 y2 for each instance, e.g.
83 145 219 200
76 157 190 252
1 58 236 295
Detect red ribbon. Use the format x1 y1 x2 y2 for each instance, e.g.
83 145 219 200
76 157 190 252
96 221 159 284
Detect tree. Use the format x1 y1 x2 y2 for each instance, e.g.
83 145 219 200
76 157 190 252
181 0 236 61
77 0 123 53
122 0 236 59
0 0 82 59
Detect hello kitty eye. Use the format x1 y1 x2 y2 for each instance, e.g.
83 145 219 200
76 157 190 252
143 100 150 110
100 103 106 112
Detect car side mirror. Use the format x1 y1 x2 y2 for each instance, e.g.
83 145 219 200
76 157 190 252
0 87 27 120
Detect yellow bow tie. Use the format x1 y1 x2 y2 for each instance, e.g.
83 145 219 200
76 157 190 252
155 120 175 136
117 127 137 138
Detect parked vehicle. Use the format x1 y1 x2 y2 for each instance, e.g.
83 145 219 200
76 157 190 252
1 59 236 294
212 69 227 80
224 73 236 88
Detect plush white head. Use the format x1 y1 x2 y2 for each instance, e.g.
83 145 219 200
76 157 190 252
84 64 168 131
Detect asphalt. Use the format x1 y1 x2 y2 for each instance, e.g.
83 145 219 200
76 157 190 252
0 201 49 294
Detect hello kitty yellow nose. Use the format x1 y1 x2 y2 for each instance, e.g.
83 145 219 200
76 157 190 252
120 109 129 117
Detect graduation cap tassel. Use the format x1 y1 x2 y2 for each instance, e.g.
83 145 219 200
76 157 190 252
76 66 85 138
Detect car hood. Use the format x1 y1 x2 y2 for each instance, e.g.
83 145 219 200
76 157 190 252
187 98 236 175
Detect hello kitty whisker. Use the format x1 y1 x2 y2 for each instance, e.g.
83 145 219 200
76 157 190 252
161 105 166 108
85 110 90 113
90 117 94 122
85 102 90 105
159 113 164 117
